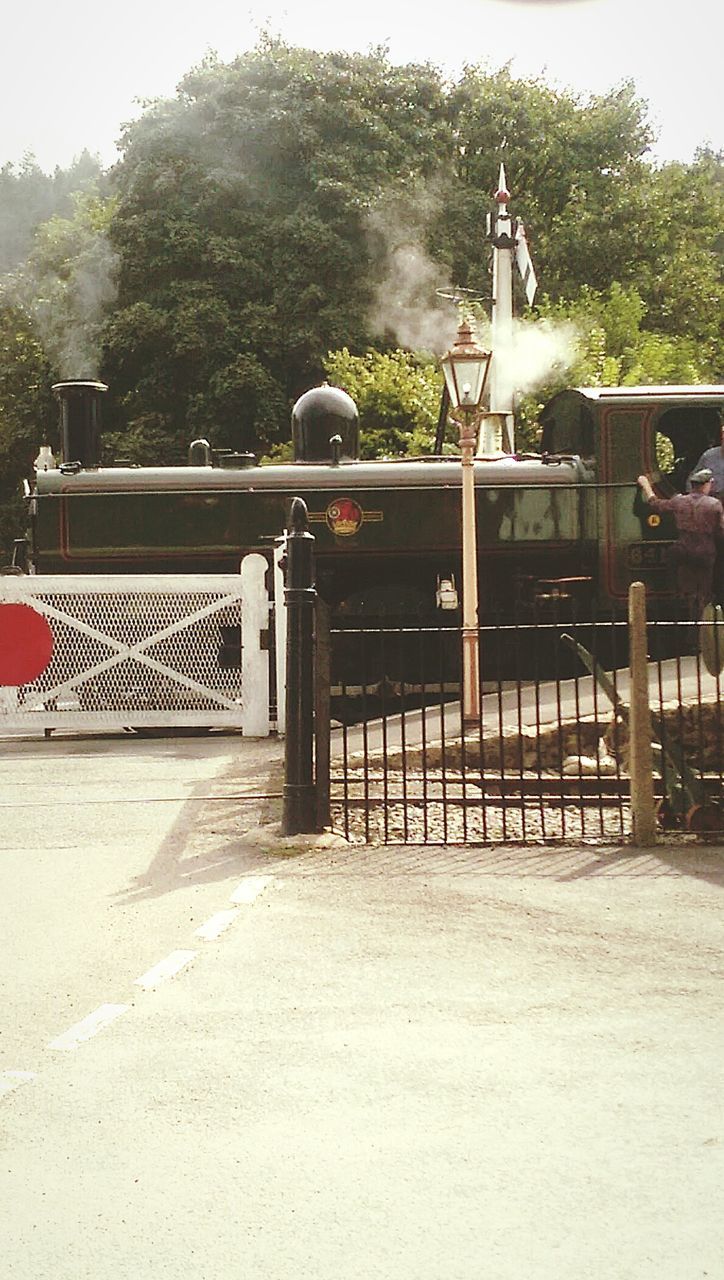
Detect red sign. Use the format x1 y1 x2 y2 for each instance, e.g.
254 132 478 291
0 604 54 686
325 498 364 537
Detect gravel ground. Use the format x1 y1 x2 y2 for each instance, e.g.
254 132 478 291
331 768 630 845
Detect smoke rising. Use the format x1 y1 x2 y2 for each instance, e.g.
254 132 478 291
365 202 578 396
368 241 458 354
366 202 458 355
2 194 119 379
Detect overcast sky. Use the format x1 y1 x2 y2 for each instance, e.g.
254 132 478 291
1 0 720 173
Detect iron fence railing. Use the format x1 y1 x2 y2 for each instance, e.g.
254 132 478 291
327 610 724 846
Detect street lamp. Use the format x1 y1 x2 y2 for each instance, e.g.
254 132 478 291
440 318 493 727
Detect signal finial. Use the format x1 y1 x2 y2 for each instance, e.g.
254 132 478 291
495 163 510 204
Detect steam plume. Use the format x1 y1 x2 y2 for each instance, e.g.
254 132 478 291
3 197 119 379
366 201 457 354
500 318 580 394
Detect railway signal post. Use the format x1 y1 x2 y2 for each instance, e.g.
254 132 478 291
481 164 538 455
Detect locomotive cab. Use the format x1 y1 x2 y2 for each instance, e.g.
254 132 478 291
542 385 724 613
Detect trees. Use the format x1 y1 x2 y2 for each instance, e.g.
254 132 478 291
0 305 54 560
106 40 451 457
0 152 103 274
429 70 722 379
431 68 655 294
0 41 721 560
9 191 119 383
515 283 711 448
322 348 444 458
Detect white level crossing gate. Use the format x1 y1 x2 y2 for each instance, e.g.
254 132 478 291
0 555 283 736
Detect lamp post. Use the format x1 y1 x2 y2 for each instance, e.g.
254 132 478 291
440 318 493 728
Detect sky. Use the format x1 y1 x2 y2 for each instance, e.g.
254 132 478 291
0 0 721 173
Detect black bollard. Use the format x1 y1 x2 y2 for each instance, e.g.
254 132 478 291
282 497 317 835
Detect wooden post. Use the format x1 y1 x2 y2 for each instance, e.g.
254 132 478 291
240 553 271 737
628 581 656 845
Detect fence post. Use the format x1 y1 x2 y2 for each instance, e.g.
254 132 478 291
240 553 271 737
628 581 656 845
315 597 331 830
282 498 317 835
273 537 287 734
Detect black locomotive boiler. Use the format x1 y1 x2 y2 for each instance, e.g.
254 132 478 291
22 379 724 627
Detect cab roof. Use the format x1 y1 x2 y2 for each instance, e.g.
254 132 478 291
570 385 724 402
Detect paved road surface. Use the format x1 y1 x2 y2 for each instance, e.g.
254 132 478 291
1 730 723 1279
0 731 281 1065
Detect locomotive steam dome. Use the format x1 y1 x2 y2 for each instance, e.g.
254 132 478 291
292 384 360 463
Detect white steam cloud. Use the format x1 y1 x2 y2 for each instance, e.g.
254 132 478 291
366 203 578 397
496 318 580 395
26 232 119 378
3 210 119 379
366 200 458 355
368 241 457 354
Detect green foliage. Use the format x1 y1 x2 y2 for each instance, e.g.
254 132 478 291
0 306 54 558
323 347 445 457
106 39 451 457
430 69 722 374
515 283 712 449
0 38 721 535
0 152 104 274
432 68 654 293
8 190 119 381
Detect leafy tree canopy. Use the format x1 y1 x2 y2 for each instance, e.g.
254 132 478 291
323 347 445 458
515 282 711 447
0 304 54 557
0 152 104 274
1 39 722 557
107 38 451 454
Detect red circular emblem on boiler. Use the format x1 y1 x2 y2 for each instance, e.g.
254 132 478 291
326 498 363 537
0 603 54 686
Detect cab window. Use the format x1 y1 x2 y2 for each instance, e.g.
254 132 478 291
652 406 722 492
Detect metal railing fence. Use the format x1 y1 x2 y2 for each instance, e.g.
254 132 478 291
327 608 724 845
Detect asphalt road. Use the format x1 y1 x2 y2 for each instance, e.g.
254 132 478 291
0 731 282 1065
1 730 723 1279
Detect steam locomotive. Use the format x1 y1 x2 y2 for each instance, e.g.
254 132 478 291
18 378 724 624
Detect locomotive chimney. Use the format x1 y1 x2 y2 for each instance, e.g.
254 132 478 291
52 379 108 469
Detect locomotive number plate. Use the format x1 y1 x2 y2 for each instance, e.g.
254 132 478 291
627 541 672 570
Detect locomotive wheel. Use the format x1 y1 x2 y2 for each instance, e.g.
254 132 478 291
685 802 724 833
655 798 681 830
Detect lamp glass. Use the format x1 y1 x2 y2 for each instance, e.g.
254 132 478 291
441 325 491 411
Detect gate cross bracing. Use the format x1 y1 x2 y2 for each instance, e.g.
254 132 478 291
0 553 285 736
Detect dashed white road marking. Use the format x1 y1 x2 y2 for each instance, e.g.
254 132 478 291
0 1071 37 1099
194 909 239 941
49 1004 129 1051
230 874 274 905
134 949 197 990
180 857 235 878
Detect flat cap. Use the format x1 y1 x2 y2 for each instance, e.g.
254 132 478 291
690 467 714 484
